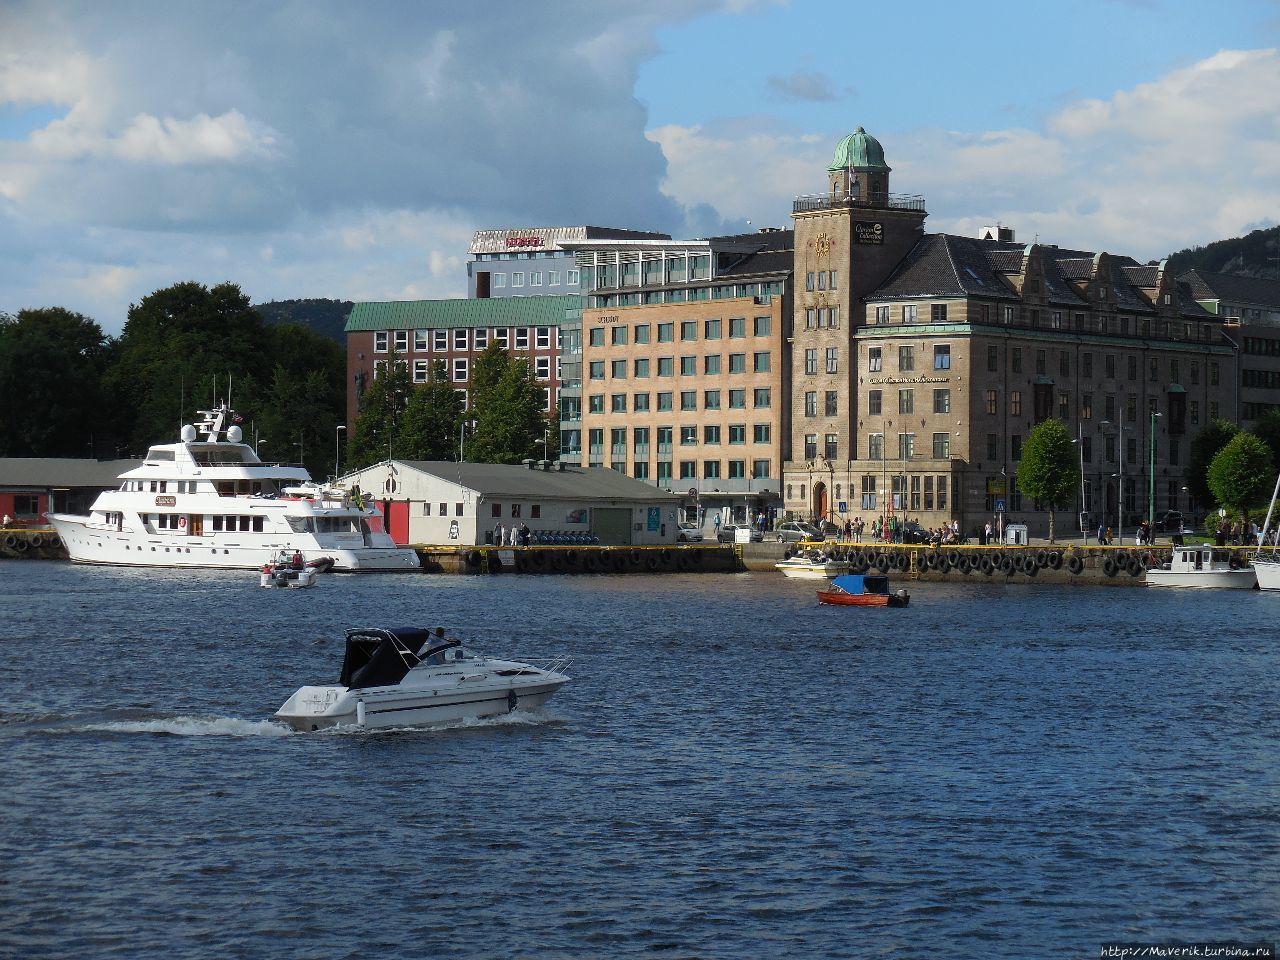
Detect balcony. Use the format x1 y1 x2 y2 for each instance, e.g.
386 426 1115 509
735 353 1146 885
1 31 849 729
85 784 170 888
792 193 927 214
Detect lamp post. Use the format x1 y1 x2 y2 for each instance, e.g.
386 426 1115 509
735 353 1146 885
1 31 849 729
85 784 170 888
1148 410 1163 541
1072 430 1085 542
335 424 346 480
1102 418 1124 544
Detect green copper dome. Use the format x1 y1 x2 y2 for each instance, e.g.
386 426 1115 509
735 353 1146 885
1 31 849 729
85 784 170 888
827 126 890 172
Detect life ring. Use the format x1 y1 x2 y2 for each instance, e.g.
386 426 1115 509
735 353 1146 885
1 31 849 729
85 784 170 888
980 557 995 575
466 550 482 567
177 518 186 530
1047 551 1063 570
1102 556 1118 577
1127 557 1144 577
1066 555 1084 575
28 533 43 548
876 554 890 573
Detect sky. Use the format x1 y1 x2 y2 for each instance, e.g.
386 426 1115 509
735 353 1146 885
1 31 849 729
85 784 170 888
1 0 1278 334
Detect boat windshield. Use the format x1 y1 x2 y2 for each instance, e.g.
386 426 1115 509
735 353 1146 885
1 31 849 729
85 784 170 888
340 628 449 688
188 444 258 465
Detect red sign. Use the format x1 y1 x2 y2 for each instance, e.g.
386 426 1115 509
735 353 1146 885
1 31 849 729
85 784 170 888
505 236 543 248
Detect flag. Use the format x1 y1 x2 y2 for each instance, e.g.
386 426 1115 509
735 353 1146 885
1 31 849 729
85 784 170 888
232 414 243 423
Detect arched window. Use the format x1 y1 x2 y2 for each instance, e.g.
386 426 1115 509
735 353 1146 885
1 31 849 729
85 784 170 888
786 484 793 500
800 485 807 502
835 483 842 500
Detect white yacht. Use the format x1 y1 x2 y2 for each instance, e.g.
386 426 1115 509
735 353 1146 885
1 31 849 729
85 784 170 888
275 627 571 731
47 405 420 572
1252 473 1280 591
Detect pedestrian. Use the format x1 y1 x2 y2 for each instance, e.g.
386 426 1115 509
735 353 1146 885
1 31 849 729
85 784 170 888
983 521 992 546
1096 522 1105 545
1105 526 1113 546
713 513 722 537
843 519 852 542
493 521 504 546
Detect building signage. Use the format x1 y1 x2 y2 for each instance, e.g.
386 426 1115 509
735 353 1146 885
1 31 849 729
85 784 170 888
505 236 544 248
155 495 176 506
647 507 660 532
854 221 884 245
868 375 950 385
596 315 619 324
986 479 1006 496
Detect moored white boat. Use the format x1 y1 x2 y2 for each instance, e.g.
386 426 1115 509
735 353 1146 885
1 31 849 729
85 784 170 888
1251 472 1280 591
775 550 850 579
47 403 420 572
1145 544 1257 589
259 550 318 589
275 627 571 731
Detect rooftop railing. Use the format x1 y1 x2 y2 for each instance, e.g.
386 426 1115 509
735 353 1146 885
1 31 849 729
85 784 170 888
792 193 926 214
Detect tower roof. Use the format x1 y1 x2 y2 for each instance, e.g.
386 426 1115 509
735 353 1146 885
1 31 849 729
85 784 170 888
828 126 890 173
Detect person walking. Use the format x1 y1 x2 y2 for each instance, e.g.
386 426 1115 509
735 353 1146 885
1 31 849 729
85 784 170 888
493 521 504 546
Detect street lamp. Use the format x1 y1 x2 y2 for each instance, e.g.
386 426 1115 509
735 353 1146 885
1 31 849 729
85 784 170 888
1072 430 1085 542
256 439 267 456
1148 411 1163 540
1102 418 1124 545
335 425 347 480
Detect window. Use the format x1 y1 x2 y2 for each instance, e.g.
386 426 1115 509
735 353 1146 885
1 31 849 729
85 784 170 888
413 359 429 383
474 328 488 349
1149 357 1159 381
567 268 580 286
634 392 650 412
729 317 746 338
493 328 508 349
611 394 626 413
548 270 560 285
1010 391 1022 416
805 391 817 417
753 388 770 408
933 389 950 414
657 392 673 411
680 390 697 411
414 329 429 351
933 433 950 459
868 390 882 415
986 434 998 460
934 345 951 369
985 390 997 415
729 353 747 374
899 346 914 371
753 351 771 373
903 305 918 323
729 389 746 409
825 348 838 374
1035 349 1046 375
452 358 468 382
1083 352 1093 378
1060 352 1070 377
680 426 698 445
1012 348 1022 373
657 426 673 451
679 461 697 480
530 271 543 287
898 389 914 414
931 304 947 323
680 356 696 376
704 318 722 339
658 357 674 377
728 460 746 480
634 358 650 378
704 354 721 375
875 306 889 324
728 425 746 444
374 331 388 353
868 434 883 460
393 330 409 352
825 391 838 417
512 272 525 288
680 320 697 341
610 325 628 346
589 360 605 380
754 424 770 443
588 395 604 414
658 322 674 342
824 434 837 460
635 324 651 344
515 328 529 349
611 359 627 379
868 347 882 372
703 460 721 480
1082 394 1093 420
804 434 818 459
754 316 771 336
804 349 818 375
453 328 469 350
1058 393 1070 420
806 271 815 291
704 390 721 410
898 433 915 459
704 425 721 444
1011 435 1022 460
493 273 507 289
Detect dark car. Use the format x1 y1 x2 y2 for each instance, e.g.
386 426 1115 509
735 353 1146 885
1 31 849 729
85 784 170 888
1155 510 1185 533
717 523 764 543
900 522 929 544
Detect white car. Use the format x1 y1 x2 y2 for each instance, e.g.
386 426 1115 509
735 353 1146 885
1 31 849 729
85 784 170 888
677 522 704 542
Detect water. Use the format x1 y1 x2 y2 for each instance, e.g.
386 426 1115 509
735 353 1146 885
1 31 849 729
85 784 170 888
3 561 1278 959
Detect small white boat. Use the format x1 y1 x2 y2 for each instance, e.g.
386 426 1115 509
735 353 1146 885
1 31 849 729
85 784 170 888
275 627 571 731
1252 472 1280 591
259 550 318 589
1145 544 1257 589
775 550 851 579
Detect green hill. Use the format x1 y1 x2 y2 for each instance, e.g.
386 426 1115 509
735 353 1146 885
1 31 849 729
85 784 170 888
1165 225 1280 279
253 298 353 345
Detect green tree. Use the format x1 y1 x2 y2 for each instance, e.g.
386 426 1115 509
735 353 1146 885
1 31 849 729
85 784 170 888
106 281 271 452
251 324 347 477
401 360 465 461
1207 432 1274 522
1251 409 1280 473
0 307 115 457
346 352 413 470
1015 417 1080 542
1187 418 1239 509
469 356 546 464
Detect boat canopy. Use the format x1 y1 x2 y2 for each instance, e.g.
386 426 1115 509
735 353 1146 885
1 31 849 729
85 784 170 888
830 574 890 595
340 627 456 688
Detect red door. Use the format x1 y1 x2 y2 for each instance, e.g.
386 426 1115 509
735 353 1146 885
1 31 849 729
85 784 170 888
388 500 410 545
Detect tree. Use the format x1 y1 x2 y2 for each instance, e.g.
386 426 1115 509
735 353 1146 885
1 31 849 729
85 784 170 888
0 308 115 457
1188 419 1239 509
1251 409 1280 474
401 360 465 461
1015 417 1079 542
346 352 413 470
467 346 547 464
1207 432 1274 522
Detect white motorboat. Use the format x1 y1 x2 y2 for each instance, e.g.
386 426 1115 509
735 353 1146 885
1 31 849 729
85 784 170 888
259 550 318 589
1145 544 1257 589
274 627 571 732
47 403 420 572
775 549 851 579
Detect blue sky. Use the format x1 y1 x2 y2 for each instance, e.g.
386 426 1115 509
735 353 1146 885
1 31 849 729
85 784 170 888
1 0 1278 333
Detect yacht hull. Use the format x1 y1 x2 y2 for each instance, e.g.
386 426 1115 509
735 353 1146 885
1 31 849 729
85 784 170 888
1252 558 1280 591
1144 568 1257 589
775 561 851 579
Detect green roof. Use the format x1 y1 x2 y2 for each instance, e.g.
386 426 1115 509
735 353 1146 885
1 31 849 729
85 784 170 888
345 295 582 332
828 126 890 173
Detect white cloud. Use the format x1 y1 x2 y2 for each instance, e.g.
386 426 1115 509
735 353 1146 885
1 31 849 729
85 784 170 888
31 109 283 164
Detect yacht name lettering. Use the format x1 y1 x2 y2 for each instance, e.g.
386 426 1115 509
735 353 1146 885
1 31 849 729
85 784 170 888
869 376 949 384
155 495 177 506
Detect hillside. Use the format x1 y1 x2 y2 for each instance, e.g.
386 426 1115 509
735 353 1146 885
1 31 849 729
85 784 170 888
252 298 353 345
1165 225 1280 279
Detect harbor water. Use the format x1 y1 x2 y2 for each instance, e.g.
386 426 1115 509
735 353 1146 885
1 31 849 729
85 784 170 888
3 561 1278 959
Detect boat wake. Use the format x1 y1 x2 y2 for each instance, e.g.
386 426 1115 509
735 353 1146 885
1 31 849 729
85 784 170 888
67 716 295 738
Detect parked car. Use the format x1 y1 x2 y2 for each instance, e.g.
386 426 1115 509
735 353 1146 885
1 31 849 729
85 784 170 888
1155 510 1185 533
900 521 929 544
775 520 823 543
717 523 763 543
676 521 704 543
